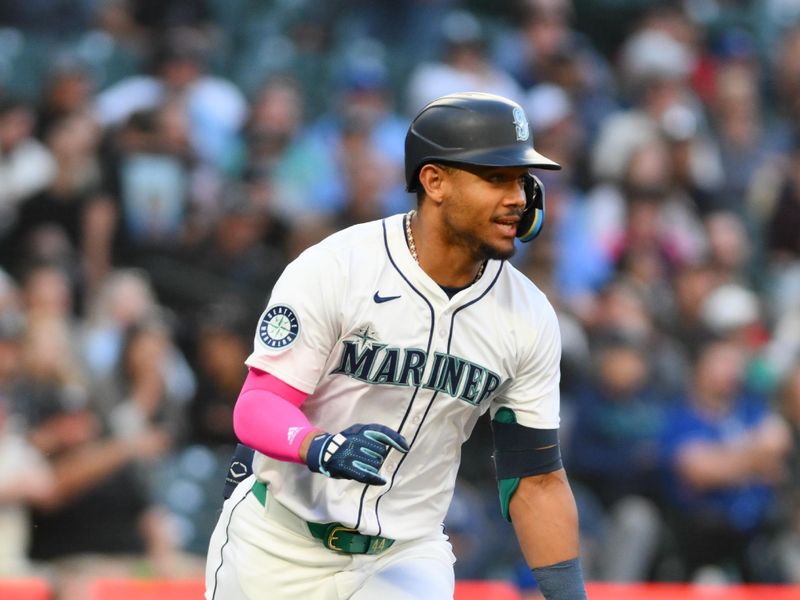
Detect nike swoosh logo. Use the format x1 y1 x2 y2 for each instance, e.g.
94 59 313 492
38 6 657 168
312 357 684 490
373 292 401 303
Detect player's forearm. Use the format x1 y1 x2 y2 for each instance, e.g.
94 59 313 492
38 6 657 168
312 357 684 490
232 369 316 463
511 470 586 599
510 469 581 567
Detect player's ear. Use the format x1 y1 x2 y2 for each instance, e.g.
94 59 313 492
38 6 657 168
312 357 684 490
417 163 449 206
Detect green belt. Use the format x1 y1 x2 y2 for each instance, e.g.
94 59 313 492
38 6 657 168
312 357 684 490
251 480 395 555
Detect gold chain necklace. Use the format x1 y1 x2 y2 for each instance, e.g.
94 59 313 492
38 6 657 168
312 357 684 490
404 210 486 283
405 210 419 263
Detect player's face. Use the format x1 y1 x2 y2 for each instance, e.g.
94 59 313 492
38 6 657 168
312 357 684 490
440 165 528 261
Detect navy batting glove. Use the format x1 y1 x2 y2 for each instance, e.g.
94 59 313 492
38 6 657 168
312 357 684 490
306 423 409 485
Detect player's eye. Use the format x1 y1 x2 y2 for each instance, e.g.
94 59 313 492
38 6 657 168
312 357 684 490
487 172 514 183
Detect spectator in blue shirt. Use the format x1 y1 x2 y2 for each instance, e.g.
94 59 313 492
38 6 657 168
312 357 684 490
660 337 791 581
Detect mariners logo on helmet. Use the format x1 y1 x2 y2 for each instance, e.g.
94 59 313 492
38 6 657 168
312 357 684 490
258 304 300 349
512 106 529 141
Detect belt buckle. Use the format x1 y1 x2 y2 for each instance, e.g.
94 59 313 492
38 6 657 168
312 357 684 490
326 524 361 553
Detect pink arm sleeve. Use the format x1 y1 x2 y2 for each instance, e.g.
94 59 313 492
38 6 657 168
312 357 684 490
232 368 317 464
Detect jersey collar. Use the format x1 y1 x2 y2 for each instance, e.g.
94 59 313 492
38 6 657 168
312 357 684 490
384 213 502 305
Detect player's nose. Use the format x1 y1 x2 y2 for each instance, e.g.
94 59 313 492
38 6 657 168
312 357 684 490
504 180 526 208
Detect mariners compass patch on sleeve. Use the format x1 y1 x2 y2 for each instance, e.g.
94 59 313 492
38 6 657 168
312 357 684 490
258 304 300 349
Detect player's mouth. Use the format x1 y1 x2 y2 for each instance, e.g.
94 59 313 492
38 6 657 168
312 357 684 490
494 215 520 237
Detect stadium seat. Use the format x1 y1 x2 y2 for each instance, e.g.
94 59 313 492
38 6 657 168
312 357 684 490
0 578 52 600
454 580 521 600
87 579 205 600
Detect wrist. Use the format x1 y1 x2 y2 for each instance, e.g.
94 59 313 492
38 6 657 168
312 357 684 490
531 557 586 600
299 428 325 463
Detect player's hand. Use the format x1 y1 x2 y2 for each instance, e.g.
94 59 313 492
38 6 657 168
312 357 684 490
305 423 409 485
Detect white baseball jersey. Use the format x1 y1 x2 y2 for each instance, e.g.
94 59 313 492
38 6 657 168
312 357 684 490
246 213 561 541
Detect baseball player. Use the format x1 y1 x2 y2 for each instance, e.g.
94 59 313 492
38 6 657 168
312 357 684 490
205 92 586 600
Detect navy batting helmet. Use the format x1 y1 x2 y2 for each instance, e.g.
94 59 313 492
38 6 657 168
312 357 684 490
404 92 560 192
405 92 559 242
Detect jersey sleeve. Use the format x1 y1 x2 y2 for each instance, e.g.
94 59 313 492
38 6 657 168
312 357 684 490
244 245 342 394
491 298 561 429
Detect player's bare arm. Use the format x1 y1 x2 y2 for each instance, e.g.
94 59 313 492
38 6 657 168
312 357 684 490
492 405 586 599
510 469 581 566
510 471 586 599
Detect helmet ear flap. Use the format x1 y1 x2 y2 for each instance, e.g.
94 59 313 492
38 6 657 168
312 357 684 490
516 174 545 242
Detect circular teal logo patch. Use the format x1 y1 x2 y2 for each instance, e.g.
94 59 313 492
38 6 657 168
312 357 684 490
258 305 299 349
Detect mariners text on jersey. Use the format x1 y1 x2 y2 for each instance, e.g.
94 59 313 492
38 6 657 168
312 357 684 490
331 338 501 406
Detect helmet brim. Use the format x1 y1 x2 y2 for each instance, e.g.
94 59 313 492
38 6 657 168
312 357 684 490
406 146 561 192
445 144 562 171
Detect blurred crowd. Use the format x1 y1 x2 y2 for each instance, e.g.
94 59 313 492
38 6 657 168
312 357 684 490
1 0 800 596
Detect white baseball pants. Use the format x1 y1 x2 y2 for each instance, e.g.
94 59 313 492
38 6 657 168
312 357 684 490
205 475 456 599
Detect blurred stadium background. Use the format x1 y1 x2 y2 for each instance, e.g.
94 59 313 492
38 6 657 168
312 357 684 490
1 0 800 598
